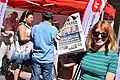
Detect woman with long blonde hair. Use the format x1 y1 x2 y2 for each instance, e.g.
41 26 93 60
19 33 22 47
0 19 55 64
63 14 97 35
63 20 118 80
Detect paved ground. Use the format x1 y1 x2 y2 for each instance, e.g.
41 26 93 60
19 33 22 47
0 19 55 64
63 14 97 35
0 64 73 80
0 68 31 80
0 71 31 80
0 42 73 80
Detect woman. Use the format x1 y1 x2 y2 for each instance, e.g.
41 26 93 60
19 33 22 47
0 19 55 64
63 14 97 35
63 20 118 80
12 10 34 80
0 11 18 75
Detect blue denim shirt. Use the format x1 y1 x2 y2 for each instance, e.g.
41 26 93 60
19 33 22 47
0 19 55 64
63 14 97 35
30 21 58 63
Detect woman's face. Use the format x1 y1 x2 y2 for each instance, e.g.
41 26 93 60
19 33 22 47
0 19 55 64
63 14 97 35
93 28 108 47
25 14 33 25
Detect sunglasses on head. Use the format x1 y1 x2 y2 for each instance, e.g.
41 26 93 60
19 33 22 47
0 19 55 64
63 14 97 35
93 31 108 38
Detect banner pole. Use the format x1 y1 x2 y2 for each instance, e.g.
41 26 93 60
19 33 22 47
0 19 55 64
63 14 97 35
101 11 104 20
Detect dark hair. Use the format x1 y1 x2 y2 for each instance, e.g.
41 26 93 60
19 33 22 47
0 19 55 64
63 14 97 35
19 10 34 23
52 20 59 30
42 11 53 21
12 11 18 17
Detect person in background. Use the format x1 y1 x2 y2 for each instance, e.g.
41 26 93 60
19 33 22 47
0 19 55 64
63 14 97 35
62 20 118 80
11 10 34 80
0 11 18 74
30 11 60 80
52 20 74 79
52 20 60 30
3 11 18 32
51 20 60 80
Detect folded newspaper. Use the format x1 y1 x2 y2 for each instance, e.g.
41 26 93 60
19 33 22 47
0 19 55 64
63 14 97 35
57 12 86 55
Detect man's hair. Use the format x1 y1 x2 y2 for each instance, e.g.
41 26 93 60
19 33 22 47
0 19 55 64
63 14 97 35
42 11 53 21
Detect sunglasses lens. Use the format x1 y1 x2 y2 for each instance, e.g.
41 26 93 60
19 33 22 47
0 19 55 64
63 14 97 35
101 33 108 38
93 31 108 38
93 32 100 37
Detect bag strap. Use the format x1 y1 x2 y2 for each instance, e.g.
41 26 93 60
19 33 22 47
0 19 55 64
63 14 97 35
72 63 81 80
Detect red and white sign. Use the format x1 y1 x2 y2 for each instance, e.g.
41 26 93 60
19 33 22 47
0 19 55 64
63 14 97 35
82 0 107 38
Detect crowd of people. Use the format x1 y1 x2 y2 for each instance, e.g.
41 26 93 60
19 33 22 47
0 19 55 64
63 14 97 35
0 10 119 80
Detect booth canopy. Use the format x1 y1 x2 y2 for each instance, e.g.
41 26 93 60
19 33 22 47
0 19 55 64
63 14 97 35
8 0 116 18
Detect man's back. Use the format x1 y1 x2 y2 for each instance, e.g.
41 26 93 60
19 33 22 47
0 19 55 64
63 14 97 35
31 21 58 63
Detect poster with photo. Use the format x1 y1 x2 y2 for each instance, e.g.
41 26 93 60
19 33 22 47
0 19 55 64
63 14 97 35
57 12 86 55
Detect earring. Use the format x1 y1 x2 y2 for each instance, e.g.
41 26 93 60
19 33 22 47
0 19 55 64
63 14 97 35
23 19 26 22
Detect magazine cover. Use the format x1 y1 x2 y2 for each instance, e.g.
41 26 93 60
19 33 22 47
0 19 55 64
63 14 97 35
57 12 86 55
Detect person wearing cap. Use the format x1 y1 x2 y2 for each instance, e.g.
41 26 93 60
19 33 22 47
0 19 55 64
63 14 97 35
30 11 60 80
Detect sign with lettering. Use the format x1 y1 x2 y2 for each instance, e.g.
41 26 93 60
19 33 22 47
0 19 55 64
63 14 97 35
57 12 86 55
82 0 107 38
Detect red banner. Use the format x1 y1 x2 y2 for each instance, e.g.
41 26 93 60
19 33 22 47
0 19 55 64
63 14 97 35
0 0 6 3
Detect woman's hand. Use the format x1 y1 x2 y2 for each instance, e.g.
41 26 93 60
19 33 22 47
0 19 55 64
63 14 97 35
105 72 115 80
56 30 62 40
56 33 61 40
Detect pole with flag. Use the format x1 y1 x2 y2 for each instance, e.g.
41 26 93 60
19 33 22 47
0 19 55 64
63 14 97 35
82 0 107 38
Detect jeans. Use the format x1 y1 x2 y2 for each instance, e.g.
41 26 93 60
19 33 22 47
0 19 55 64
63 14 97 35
30 62 53 80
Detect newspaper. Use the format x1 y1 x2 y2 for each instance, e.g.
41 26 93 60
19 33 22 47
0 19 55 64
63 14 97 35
57 12 86 55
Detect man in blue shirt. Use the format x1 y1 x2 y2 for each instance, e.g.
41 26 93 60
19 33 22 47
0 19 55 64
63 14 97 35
30 11 59 80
